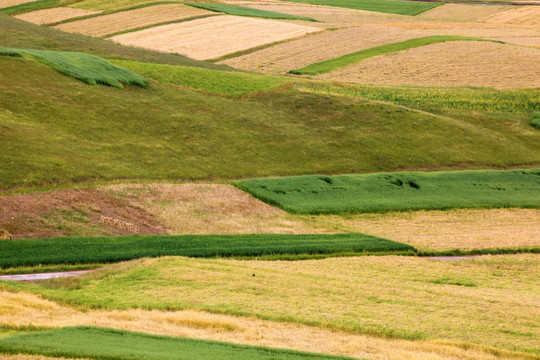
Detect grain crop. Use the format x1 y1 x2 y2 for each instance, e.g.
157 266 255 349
478 6 540 26
109 15 320 60
318 41 540 88
14 7 99 25
54 4 214 37
417 4 512 22
0 0 37 9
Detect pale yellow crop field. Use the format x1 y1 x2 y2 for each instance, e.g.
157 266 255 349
417 4 512 22
0 290 531 360
479 6 540 26
110 15 320 60
14 7 100 25
0 0 37 9
54 4 213 37
68 0 158 12
318 41 540 88
221 25 425 73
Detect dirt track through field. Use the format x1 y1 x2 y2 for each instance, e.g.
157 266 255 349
14 7 100 25
54 4 213 37
109 15 319 60
221 25 425 74
0 0 37 9
318 41 540 88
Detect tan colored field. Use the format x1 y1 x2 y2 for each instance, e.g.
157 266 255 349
0 0 37 9
318 41 540 88
417 4 512 22
319 208 540 251
100 184 331 234
54 4 213 37
221 25 425 73
14 7 100 25
109 15 320 60
69 0 158 12
479 6 540 26
0 288 536 360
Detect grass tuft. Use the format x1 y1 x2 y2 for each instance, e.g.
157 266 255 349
531 112 540 130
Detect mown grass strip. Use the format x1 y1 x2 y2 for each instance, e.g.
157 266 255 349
290 36 503 75
0 233 414 268
183 2 317 21
0 326 358 360
111 59 291 97
531 112 540 130
235 169 540 214
0 0 61 15
285 0 442 16
0 47 147 88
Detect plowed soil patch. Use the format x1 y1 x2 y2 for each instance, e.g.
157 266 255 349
478 6 540 26
54 4 213 37
221 25 425 74
14 7 100 25
318 41 540 88
109 15 319 60
0 0 37 9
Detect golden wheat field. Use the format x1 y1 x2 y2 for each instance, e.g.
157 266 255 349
318 41 540 88
109 15 320 60
416 4 512 22
478 5 540 26
221 25 425 73
14 7 100 25
53 4 214 37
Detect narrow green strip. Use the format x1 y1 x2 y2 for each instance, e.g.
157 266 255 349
0 0 61 15
290 36 505 75
285 0 443 16
183 2 317 21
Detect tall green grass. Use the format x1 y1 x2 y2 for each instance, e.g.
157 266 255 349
183 2 316 21
290 37 503 75
0 233 414 267
0 326 357 360
285 0 442 16
531 112 540 130
235 169 540 214
0 47 147 89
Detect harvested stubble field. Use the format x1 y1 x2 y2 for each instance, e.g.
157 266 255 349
0 291 534 360
221 25 425 74
14 7 99 25
68 0 172 12
109 15 319 60
317 41 540 88
0 0 38 9
8 255 538 354
478 6 540 26
54 4 214 37
416 4 512 22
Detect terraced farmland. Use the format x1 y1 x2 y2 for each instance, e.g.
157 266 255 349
14 7 100 25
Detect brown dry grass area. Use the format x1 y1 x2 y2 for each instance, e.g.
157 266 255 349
109 15 319 60
318 41 540 88
0 0 36 9
221 25 425 73
54 4 213 37
100 184 331 234
0 290 534 360
0 189 166 239
417 4 512 22
14 7 100 25
320 208 540 251
478 6 540 26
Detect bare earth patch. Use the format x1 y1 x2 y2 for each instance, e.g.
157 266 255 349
100 184 331 235
54 4 213 37
109 15 320 60
221 25 425 74
319 208 540 251
14 7 100 25
0 0 37 9
0 289 534 360
317 41 540 88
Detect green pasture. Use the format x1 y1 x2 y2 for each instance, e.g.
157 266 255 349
0 0 60 15
290 37 502 75
235 169 540 214
531 112 540 130
285 0 443 16
0 326 357 360
184 2 316 21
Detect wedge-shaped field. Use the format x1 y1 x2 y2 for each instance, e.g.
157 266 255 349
14 7 99 25
222 25 425 74
109 15 320 60
0 233 412 267
54 4 214 37
285 0 442 16
318 41 540 88
0 0 38 9
478 5 540 26
0 327 354 360
235 169 540 214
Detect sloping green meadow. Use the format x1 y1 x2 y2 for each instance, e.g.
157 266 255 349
0 233 413 267
0 47 146 88
236 169 540 214
184 2 316 21
0 326 357 360
285 0 442 16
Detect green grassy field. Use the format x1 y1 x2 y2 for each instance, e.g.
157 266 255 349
285 0 443 16
0 233 414 268
0 326 357 360
183 2 316 21
290 37 502 75
0 0 61 15
0 47 147 89
531 112 540 130
235 169 540 214
112 59 290 96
